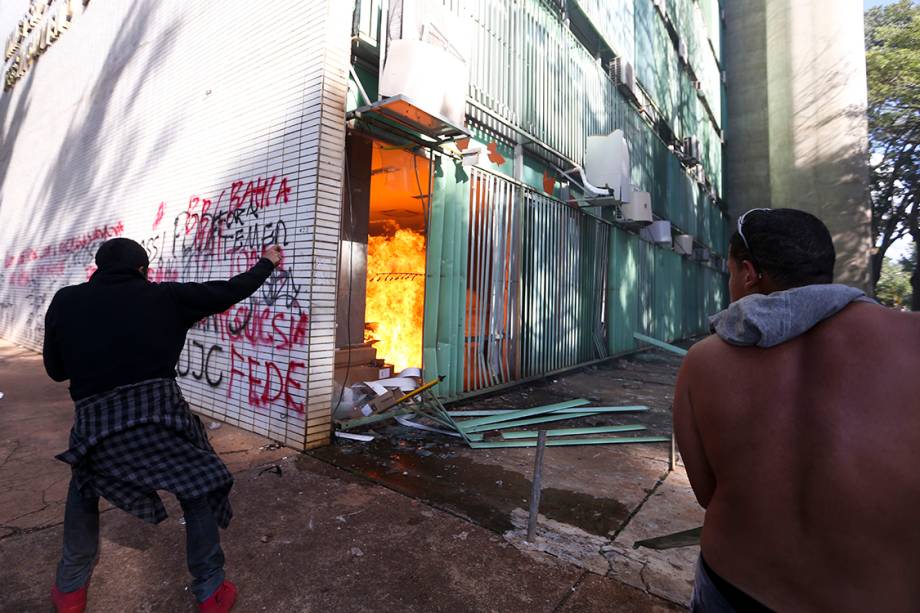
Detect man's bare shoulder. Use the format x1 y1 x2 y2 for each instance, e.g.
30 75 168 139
825 301 920 339
684 333 739 366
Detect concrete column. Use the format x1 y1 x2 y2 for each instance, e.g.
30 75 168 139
725 0 872 291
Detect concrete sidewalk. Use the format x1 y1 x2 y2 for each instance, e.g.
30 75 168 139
0 339 682 612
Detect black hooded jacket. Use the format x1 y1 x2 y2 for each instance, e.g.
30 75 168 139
43 259 275 400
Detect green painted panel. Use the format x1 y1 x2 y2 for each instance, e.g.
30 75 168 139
423 155 471 397
608 226 638 354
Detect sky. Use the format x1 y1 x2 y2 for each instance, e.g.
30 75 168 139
865 0 902 8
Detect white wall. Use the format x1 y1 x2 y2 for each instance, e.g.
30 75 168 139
0 0 350 448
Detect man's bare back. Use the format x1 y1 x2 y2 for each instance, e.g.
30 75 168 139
675 302 920 611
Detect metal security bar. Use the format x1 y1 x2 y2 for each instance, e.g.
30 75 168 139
520 189 609 378
464 168 522 392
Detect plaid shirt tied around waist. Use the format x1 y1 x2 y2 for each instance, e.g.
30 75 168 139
56 378 233 528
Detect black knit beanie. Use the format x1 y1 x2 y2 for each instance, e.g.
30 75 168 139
95 238 150 271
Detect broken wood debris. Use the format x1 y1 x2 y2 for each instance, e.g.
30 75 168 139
334 375 665 449
633 332 689 357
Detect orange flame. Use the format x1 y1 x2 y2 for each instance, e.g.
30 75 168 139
365 224 426 373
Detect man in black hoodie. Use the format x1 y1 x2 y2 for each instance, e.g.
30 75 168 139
44 237 281 613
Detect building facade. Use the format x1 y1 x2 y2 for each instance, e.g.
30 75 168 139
1 0 741 449
724 0 872 291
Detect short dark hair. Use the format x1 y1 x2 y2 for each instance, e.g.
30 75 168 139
95 238 150 271
729 208 835 288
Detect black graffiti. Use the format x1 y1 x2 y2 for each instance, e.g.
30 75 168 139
177 340 224 387
227 303 252 336
230 220 288 253
139 232 165 264
260 267 302 308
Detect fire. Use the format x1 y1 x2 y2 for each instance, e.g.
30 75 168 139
365 223 426 373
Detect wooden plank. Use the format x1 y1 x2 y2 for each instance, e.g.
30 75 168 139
459 411 601 433
633 332 688 356
468 436 671 448
455 399 592 429
501 425 647 438
447 406 648 417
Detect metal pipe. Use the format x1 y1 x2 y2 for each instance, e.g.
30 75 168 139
527 430 548 542
349 64 372 107
378 0 389 101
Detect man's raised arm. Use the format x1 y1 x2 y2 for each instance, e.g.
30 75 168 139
166 245 283 325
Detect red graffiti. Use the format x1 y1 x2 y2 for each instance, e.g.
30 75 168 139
228 176 290 215
57 222 125 256
8 270 32 286
228 249 263 275
212 305 309 350
147 267 179 283
228 344 306 413
152 202 165 230
4 222 124 269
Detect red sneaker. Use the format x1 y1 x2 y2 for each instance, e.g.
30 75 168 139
198 580 237 612
51 584 87 613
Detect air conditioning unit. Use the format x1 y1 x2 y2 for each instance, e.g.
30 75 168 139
397 0 470 65
678 39 688 65
693 247 711 262
721 70 727 84
585 130 631 201
620 190 652 224
682 136 702 165
693 80 703 92
380 39 468 128
641 220 672 246
675 234 694 256
610 58 637 100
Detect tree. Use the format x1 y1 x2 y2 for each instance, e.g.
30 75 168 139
876 257 913 309
865 0 920 309
899 243 917 274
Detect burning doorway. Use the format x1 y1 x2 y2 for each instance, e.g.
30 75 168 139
335 134 430 387
365 141 429 372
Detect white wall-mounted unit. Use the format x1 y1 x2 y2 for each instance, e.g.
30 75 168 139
641 220 672 246
395 0 471 65
620 190 652 224
610 58 637 100
584 130 631 201
380 39 468 129
678 39 688 65
675 234 694 256
380 0 471 130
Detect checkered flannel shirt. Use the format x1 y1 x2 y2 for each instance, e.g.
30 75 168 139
56 378 233 528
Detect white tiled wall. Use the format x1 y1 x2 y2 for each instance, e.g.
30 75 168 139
0 0 350 449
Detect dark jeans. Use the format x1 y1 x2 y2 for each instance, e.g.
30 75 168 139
690 555 737 612
56 476 225 602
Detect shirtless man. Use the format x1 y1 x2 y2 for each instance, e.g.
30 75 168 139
674 208 920 611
